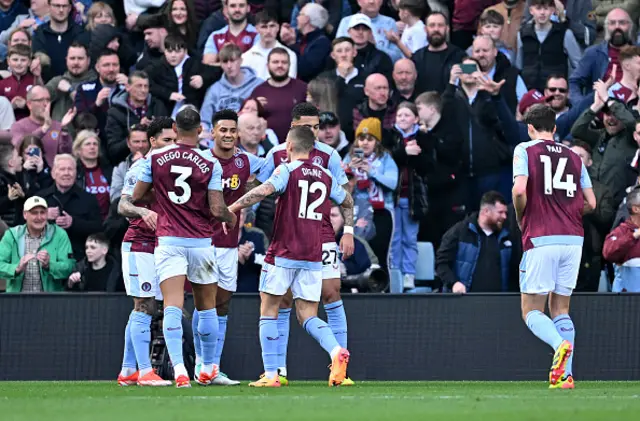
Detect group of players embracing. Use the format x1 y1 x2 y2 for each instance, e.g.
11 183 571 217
115 103 355 388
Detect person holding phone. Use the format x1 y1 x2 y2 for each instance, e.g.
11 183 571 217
0 142 26 227
17 135 53 197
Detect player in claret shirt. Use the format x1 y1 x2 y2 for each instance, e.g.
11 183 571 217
191 109 263 385
132 106 237 388
116 117 176 387
229 126 355 387
513 104 596 390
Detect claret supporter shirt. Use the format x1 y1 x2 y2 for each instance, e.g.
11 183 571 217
82 164 110 220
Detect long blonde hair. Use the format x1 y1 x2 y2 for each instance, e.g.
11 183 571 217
86 2 116 31
72 130 101 158
307 77 338 115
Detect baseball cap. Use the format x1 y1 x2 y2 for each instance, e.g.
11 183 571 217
518 89 549 115
24 196 47 212
348 14 373 30
319 111 340 128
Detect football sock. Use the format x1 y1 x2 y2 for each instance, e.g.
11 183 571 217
303 316 340 358
120 313 137 377
277 308 291 374
553 314 575 376
130 311 153 374
259 317 279 379
525 310 564 350
324 300 348 348
192 310 201 364
214 315 228 367
198 308 219 374
163 306 185 370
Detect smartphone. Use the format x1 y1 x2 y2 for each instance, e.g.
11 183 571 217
27 147 41 157
461 63 477 74
354 148 364 159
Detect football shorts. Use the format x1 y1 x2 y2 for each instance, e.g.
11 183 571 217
321 242 340 280
519 244 582 296
155 245 218 285
122 244 162 300
215 247 238 292
259 262 322 302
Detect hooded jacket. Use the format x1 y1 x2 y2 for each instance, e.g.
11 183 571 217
200 67 263 132
88 24 137 71
32 22 86 77
104 90 168 165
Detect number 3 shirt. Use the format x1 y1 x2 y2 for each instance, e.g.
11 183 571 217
138 144 223 248
513 139 592 251
264 160 347 270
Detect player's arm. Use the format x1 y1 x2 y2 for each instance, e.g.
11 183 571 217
229 182 276 214
131 158 153 204
118 194 158 230
580 162 597 214
331 176 355 259
208 190 237 224
512 145 529 227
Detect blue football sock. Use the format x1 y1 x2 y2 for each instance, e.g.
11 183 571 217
214 315 227 367
192 310 201 362
525 310 564 350
324 300 347 349
259 317 279 378
303 316 340 357
198 308 219 370
163 306 184 367
554 315 575 376
277 308 291 371
121 313 137 374
130 311 152 371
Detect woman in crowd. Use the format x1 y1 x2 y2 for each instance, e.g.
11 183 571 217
72 131 113 221
239 98 279 146
166 0 199 53
17 135 53 197
306 77 339 116
343 117 398 274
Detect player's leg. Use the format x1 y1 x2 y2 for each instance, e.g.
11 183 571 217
276 288 293 378
188 246 221 385
118 298 138 385
295 269 349 387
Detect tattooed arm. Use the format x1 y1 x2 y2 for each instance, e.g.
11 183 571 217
208 190 236 226
338 189 355 259
340 189 354 227
229 182 276 214
245 175 262 191
118 194 151 218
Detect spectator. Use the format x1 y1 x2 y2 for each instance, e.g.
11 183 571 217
340 14 393 81
45 42 94 124
570 140 615 292
483 0 526 54
237 112 272 157
279 2 331 82
67 232 120 291
522 0 596 49
318 111 350 157
193 0 221 22
147 34 220 116
468 9 515 64
16 135 53 197
124 0 166 16
85 2 116 31
32 0 85 78
0 0 48 50
329 204 373 282
238 97 278 148
606 45 640 105
413 12 466 95
200 43 262 133
236 208 268 293
471 35 526 113
436 191 513 293
72 130 113 221
571 83 637 204
250 47 307 142
383 101 430 292
384 0 427 59
88 24 137 73
336 0 402 62
0 141 25 227
0 1 29 35
291 0 346 35
10 86 75 169
0 44 42 121
135 13 168 71
569 8 633 105
203 0 258 64
242 10 297 81
516 0 582 92
391 58 418 103
544 74 571 117
196 0 227 52
0 27 32 72
414 91 465 249
74 49 126 138
0 195 75 292
306 77 339 116
36 154 102 260
166 0 199 50
444 58 511 211
104 70 168 165
110 124 149 203
351 73 397 142
0 96 15 128
451 0 500 50
343 117 398 272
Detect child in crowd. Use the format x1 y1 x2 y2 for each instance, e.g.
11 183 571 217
68 233 120 292
0 44 42 120
468 10 515 65
385 0 427 59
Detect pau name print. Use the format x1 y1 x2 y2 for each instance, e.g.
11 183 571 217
157 151 211 173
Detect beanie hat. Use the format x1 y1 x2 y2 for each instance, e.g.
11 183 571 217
355 118 382 141
518 89 548 115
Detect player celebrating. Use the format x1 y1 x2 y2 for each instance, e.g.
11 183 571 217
229 126 355 387
512 104 596 389
132 106 237 388
192 109 264 385
256 103 354 385
116 117 176 387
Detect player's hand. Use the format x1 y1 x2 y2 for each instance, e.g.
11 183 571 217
37 250 50 268
56 211 73 229
340 233 355 259
405 140 422 156
47 207 60 220
452 282 467 294
16 253 36 274
238 242 254 264
142 210 158 230
189 75 203 89
228 212 238 229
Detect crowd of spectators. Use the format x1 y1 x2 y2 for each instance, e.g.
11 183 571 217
1 0 640 294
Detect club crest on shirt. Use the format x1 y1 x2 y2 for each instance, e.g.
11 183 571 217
242 35 252 44
127 173 137 187
313 156 323 166
234 157 245 168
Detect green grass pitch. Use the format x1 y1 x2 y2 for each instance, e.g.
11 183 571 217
2 381 639 420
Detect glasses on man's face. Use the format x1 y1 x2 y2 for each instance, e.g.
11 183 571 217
50 4 71 9
31 97 51 103
546 87 567 94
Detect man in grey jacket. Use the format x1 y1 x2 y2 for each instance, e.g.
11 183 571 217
109 124 149 203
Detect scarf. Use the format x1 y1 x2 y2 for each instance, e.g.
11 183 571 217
353 152 385 209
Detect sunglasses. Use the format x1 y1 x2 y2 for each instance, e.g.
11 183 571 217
546 87 568 93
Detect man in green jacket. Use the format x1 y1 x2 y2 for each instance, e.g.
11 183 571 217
0 196 76 292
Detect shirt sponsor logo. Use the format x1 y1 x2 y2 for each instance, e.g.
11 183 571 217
222 174 240 190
